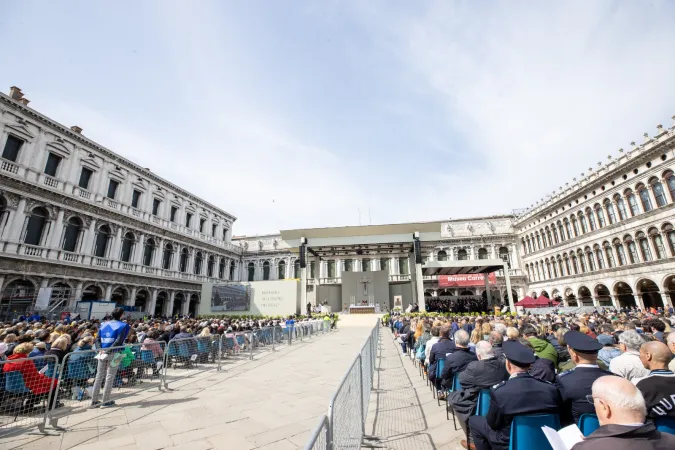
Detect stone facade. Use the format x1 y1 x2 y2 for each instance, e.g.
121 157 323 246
0 89 242 317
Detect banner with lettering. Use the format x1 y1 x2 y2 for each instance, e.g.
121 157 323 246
438 273 496 288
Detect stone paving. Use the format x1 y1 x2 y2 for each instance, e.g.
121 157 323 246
363 327 465 449
2 315 378 450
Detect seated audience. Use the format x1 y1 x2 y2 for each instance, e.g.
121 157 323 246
428 326 455 386
440 330 477 397
572 376 675 450
634 341 675 418
521 324 558 366
610 330 649 381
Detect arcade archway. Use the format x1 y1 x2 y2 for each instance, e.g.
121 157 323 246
594 284 612 307
578 286 593 306
637 278 663 309
614 281 636 308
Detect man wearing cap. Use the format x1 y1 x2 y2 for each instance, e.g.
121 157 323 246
555 330 614 426
466 340 562 450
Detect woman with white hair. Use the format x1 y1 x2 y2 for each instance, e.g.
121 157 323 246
609 330 649 381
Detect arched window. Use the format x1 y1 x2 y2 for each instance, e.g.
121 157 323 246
94 225 111 258
536 232 543 249
478 248 488 259
207 255 215 277
437 250 447 261
535 262 542 280
218 258 225 278
143 238 156 266
558 222 566 242
603 242 614 268
162 243 173 270
571 254 579 274
604 199 616 224
557 257 564 277
457 249 468 260
624 236 639 264
585 248 595 271
193 251 203 274
665 171 675 201
650 178 667 207
614 194 628 220
578 213 588 234
179 248 189 272
526 238 533 253
24 207 49 246
526 264 532 281
545 228 552 247
62 217 82 252
587 208 597 230
278 260 286 279
591 203 606 228
637 184 652 212
594 245 604 270
263 261 270 280
564 255 572 275
552 225 560 244
120 232 135 262
247 262 255 281
294 260 300 278
663 224 675 256
649 228 666 259
578 251 587 273
613 239 627 266
545 260 552 279
571 217 580 237
625 190 640 216
229 260 236 280
636 232 651 262
499 246 511 268
521 239 527 253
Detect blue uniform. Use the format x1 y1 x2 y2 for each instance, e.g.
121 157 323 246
469 372 562 450
555 365 614 425
97 320 130 349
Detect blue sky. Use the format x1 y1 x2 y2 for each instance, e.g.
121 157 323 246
2 1 675 235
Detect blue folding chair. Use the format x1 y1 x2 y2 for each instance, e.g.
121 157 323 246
475 389 491 416
655 417 675 435
447 373 463 424
4 372 31 421
578 413 600 436
434 359 445 404
509 413 561 450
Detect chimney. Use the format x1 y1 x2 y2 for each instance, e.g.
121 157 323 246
9 86 24 100
70 126 83 134
18 98 30 106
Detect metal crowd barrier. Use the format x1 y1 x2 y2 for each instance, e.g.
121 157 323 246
309 320 379 450
162 336 221 390
304 415 330 450
0 355 59 436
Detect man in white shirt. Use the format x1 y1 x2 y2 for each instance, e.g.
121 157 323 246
609 330 649 382
424 325 441 366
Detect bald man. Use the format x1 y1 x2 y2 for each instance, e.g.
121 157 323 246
635 341 675 418
572 376 675 450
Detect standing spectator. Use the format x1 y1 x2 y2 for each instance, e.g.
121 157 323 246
572 376 675 450
467 341 562 450
635 341 675 418
555 331 615 425
90 307 130 408
610 330 649 382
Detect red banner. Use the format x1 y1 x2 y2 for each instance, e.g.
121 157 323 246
438 273 496 288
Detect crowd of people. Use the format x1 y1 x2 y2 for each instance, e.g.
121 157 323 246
388 309 675 450
0 309 330 414
425 297 490 313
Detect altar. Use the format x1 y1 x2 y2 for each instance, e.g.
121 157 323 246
350 305 375 314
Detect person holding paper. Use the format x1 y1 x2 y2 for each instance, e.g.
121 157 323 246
572 376 675 450
555 331 614 425
467 340 562 450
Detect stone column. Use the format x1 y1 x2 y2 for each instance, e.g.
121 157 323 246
147 289 158 315
82 219 98 256
181 293 190 316
49 208 65 249
592 296 600 308
484 272 492 307
7 198 27 244
104 285 113 301
110 226 123 260
134 233 146 265
503 262 516 313
128 287 137 307
610 295 621 310
635 292 646 311
660 291 674 309
166 292 175 316
71 282 83 308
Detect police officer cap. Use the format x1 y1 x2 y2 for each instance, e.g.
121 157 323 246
564 330 603 353
503 340 536 366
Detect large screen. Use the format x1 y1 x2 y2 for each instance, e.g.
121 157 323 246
211 284 251 312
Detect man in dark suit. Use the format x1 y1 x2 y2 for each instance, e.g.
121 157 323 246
555 331 614 426
572 376 675 450
466 340 562 450
441 330 477 392
450 341 508 436
428 325 456 386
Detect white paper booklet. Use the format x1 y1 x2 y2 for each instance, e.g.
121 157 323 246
542 424 584 450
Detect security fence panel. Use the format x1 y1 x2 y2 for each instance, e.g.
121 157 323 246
162 337 220 389
0 355 58 437
359 338 373 429
304 415 329 450
246 326 280 360
328 356 363 450
49 342 166 427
